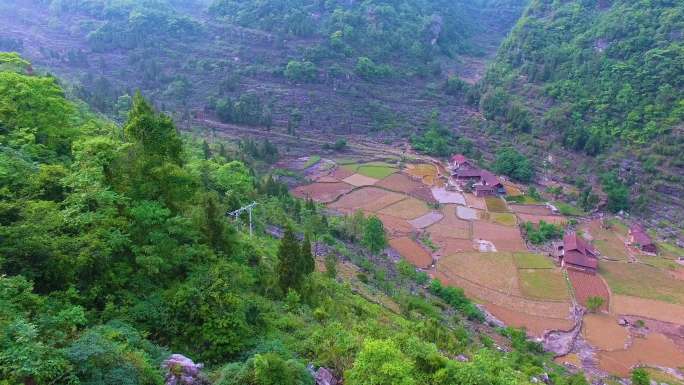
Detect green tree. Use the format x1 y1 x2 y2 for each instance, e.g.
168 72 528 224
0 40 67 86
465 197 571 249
586 296 605 313
125 91 183 164
631 368 650 385
492 147 534 183
324 254 337 279
300 233 315 277
362 216 387 255
345 339 415 385
601 172 630 213
253 353 313 385
277 227 306 292
284 60 317 83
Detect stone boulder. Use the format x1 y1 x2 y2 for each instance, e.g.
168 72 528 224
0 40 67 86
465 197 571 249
315 367 338 385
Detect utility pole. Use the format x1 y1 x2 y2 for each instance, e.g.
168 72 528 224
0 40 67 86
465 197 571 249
227 202 258 236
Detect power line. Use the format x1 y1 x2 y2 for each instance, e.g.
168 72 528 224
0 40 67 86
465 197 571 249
227 202 258 236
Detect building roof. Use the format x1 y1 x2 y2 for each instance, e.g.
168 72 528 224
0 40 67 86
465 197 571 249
630 225 654 246
475 184 496 191
451 154 468 164
480 170 502 187
564 250 599 270
454 168 483 178
564 232 598 257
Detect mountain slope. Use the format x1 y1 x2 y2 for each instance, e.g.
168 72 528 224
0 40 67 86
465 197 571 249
475 0 684 235
0 0 527 134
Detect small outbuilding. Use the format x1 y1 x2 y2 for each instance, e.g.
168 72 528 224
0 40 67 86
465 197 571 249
629 224 657 254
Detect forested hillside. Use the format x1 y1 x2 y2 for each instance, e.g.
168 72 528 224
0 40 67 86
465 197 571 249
0 53 594 384
474 0 684 234
0 0 526 133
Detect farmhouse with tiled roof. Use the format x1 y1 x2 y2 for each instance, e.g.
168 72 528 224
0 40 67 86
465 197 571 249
554 232 599 274
449 155 505 197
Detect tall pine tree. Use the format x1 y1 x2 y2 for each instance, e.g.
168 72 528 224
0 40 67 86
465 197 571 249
277 227 302 292
300 233 314 276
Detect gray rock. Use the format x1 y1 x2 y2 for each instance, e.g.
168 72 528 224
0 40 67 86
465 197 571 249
315 367 338 385
540 372 551 384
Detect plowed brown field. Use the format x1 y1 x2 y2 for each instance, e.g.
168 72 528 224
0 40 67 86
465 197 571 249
379 198 430 220
486 303 574 338
582 314 629 351
567 270 609 311
598 333 684 377
376 173 423 193
389 237 433 268
292 182 354 203
472 221 526 252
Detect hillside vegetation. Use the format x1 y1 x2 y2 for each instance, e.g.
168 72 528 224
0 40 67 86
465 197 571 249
0 0 527 134
0 54 593 385
473 0 684 233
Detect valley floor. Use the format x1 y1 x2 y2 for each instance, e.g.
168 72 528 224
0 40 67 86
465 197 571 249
281 145 684 382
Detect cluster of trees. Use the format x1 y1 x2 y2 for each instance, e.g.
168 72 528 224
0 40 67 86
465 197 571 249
492 147 535 183
284 60 318 83
410 112 479 159
213 93 273 128
479 0 684 155
0 55 603 384
208 0 479 74
600 172 630 213
55 0 205 51
522 221 564 245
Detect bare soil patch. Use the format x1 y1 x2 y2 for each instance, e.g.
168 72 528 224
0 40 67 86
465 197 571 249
472 221 526 252
331 167 354 180
409 185 438 204
517 213 567 226
389 237 433 268
427 205 471 239
376 173 422 193
374 213 414 238
315 175 340 183
361 192 407 213
612 295 684 325
509 204 553 215
428 222 471 240
292 182 354 203
598 333 684 377
437 252 520 295
431 187 466 205
408 211 444 229
485 303 574 338
329 187 391 212
379 198 430 220
431 236 475 255
567 270 610 311
464 193 487 210
343 173 379 187
582 314 629 351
